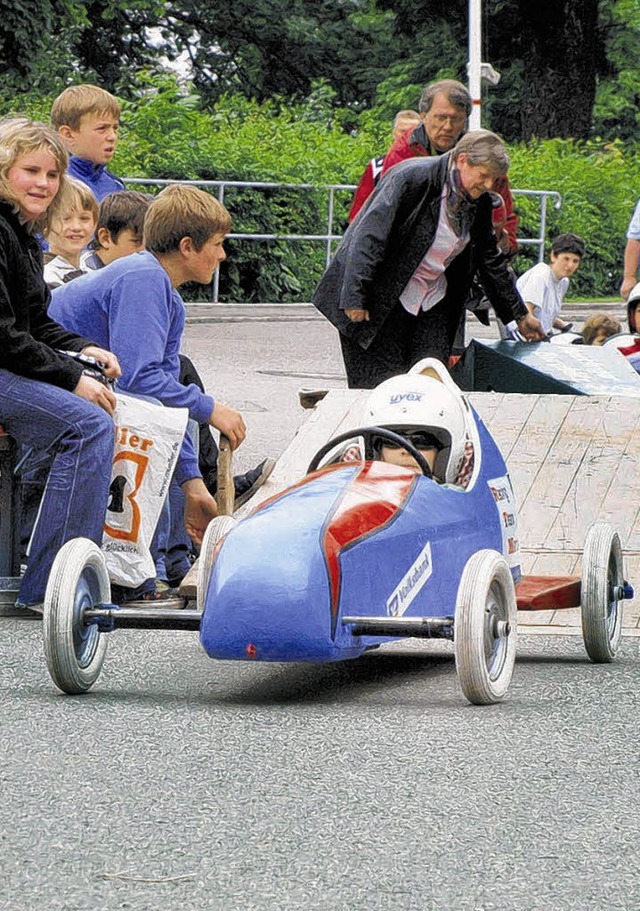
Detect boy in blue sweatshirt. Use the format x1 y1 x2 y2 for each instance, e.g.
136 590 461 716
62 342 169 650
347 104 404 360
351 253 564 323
51 85 125 201
50 185 249 592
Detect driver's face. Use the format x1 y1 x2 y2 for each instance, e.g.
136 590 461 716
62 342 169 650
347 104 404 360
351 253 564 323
380 444 438 474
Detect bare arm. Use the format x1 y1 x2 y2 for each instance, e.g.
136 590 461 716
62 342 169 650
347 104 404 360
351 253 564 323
621 239 640 300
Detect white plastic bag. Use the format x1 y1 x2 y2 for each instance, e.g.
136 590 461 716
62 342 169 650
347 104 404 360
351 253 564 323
102 393 188 586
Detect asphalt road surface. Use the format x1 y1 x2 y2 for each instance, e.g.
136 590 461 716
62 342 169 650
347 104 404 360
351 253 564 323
2 304 638 911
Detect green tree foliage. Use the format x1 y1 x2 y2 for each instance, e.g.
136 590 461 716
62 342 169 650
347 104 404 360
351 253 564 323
509 139 640 297
110 76 372 302
0 1 638 142
0 0 87 91
0 75 637 299
593 0 640 141
160 0 398 108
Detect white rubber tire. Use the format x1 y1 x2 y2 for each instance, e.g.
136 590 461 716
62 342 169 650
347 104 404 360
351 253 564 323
581 523 623 663
454 550 518 705
196 515 238 613
43 538 110 695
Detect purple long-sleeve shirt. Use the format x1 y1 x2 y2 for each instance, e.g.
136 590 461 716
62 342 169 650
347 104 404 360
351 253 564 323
49 251 214 485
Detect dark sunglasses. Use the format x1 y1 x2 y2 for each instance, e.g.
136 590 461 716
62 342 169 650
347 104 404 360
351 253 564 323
375 430 441 451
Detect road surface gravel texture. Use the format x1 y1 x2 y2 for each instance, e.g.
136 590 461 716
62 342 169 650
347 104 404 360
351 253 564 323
1 302 638 911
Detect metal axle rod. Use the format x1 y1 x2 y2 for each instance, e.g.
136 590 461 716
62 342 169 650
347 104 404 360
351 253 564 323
84 607 202 632
342 616 455 640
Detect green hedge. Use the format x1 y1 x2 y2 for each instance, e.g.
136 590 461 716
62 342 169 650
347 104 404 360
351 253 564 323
509 139 640 298
3 76 639 300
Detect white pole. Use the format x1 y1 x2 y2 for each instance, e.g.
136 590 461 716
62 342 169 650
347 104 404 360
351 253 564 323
468 0 482 130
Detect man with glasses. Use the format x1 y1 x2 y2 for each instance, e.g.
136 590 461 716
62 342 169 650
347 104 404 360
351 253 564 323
349 79 517 257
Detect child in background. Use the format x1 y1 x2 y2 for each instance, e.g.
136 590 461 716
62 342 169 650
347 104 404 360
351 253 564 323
581 313 621 346
614 286 640 373
43 177 98 288
82 190 151 270
51 84 124 201
515 233 586 337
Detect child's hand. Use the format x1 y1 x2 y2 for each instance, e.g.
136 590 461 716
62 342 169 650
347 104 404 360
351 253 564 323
74 374 117 415
516 312 546 341
81 345 121 379
209 402 246 450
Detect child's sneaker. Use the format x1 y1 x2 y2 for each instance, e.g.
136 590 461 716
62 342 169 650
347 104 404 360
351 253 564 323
115 580 186 609
234 458 276 508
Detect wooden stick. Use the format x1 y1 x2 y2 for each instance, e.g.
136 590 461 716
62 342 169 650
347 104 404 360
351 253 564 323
215 434 234 516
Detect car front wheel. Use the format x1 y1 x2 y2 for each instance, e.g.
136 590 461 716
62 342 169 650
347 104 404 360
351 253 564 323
454 549 517 705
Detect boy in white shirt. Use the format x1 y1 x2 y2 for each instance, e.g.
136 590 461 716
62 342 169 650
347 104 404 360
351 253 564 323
515 233 585 337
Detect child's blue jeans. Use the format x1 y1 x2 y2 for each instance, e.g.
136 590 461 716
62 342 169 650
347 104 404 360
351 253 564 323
0 369 114 605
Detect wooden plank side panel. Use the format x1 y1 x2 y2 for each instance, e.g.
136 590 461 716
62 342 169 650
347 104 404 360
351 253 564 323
471 392 537 463
552 398 640 551
516 397 610 552
498 395 574 513
621 553 640 628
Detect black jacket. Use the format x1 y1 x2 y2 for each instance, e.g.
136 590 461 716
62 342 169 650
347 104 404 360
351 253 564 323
0 202 92 390
313 154 527 349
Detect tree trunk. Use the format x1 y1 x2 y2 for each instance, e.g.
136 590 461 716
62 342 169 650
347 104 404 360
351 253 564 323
517 0 599 139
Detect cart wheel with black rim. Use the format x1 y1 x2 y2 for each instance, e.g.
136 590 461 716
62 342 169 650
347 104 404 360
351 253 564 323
43 537 110 695
581 523 624 663
454 549 517 705
197 515 238 613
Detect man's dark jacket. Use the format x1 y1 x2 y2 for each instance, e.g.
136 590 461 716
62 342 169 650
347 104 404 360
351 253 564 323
313 153 527 350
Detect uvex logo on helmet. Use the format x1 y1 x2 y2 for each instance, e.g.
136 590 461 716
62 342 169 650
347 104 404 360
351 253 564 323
390 393 423 404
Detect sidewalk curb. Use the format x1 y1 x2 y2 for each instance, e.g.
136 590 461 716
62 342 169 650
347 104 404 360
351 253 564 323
185 301 622 324
186 302 322 323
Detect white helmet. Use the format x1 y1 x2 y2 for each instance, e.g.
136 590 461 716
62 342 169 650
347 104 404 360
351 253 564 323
363 373 468 483
627 281 640 332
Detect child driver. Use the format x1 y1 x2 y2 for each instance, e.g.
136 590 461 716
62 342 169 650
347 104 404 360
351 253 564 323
371 428 442 477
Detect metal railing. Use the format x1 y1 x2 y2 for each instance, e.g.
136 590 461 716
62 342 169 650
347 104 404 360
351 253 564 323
124 177 562 303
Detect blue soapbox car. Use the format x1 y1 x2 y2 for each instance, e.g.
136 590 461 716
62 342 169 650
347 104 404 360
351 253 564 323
42 361 632 704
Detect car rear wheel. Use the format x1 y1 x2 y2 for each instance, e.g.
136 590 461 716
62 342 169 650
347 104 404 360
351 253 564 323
454 550 517 705
43 538 110 695
581 523 623 663
197 516 238 613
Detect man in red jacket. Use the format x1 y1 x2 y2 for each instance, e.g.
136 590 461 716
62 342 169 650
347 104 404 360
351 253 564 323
350 79 517 257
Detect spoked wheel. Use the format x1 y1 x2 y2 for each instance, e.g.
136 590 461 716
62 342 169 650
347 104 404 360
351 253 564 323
43 538 110 695
581 523 624 663
196 516 238 613
454 550 517 705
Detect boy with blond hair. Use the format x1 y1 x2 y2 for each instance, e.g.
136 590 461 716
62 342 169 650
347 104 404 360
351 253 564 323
51 185 245 449
581 313 621 346
43 177 99 287
48 185 264 592
51 84 125 200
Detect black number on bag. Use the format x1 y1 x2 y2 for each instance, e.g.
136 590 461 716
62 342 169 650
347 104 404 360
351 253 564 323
107 474 128 513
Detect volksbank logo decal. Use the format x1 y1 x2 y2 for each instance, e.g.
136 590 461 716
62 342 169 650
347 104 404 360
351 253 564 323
386 541 433 617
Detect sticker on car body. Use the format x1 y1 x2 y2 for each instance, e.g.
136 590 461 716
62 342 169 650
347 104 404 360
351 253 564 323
386 541 433 617
487 474 519 566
